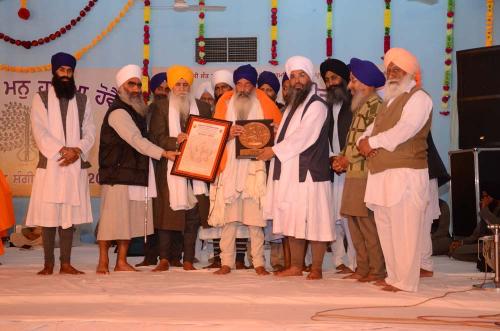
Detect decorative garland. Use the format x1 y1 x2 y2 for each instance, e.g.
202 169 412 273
0 0 134 73
18 0 30 20
2 0 97 49
142 0 151 101
384 0 391 54
326 0 332 57
197 1 206 65
440 0 455 115
485 0 495 47
269 0 278 65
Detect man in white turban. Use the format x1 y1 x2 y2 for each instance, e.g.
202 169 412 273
96 64 175 274
259 56 334 280
211 69 234 103
357 47 432 292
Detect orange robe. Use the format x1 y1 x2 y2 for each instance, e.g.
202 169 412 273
213 89 282 174
0 169 15 255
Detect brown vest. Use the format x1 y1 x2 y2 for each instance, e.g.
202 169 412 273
367 87 431 174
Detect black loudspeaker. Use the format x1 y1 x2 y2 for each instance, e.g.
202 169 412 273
449 148 500 237
456 46 500 149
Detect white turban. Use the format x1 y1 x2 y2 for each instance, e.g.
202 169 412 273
116 64 142 88
211 69 234 89
195 81 214 99
285 56 314 81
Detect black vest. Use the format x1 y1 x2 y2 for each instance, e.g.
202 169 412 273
98 97 149 186
273 94 332 182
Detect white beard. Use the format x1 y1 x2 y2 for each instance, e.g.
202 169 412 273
383 74 414 102
170 93 191 124
233 91 256 120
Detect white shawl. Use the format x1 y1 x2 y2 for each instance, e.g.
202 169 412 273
167 97 208 211
42 87 81 206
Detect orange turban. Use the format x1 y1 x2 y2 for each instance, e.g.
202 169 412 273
384 48 420 76
167 65 194 89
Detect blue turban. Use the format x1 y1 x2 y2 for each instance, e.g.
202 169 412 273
348 58 386 88
281 73 289 84
258 71 280 94
233 64 258 86
51 52 76 75
150 72 167 92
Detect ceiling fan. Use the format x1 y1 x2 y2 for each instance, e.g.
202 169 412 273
151 0 226 12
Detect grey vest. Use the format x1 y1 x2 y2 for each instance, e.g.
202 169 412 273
36 91 91 169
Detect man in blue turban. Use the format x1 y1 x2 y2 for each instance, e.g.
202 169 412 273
26 51 95 275
150 72 169 100
257 71 283 109
333 57 386 284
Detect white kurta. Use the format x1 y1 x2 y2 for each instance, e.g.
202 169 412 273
421 178 440 271
330 101 355 269
264 90 334 242
26 91 95 229
359 80 433 292
98 108 163 241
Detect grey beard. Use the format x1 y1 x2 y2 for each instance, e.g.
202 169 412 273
326 81 350 107
288 81 313 114
233 91 255 120
350 93 370 112
118 87 147 117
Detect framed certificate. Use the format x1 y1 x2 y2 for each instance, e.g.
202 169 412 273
235 119 274 159
171 115 232 182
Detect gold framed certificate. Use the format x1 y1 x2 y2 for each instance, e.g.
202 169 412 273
171 115 232 182
235 119 274 159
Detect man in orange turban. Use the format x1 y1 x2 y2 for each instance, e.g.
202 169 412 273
148 65 212 272
357 47 433 292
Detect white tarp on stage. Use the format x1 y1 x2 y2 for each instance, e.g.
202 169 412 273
0 246 499 330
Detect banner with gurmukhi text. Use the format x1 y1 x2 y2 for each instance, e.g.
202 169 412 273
0 67 324 197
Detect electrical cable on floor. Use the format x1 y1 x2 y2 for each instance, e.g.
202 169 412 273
311 275 500 329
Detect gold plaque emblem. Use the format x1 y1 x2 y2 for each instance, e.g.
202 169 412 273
239 122 271 149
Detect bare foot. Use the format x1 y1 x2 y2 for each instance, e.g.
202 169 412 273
183 261 197 271
336 264 354 274
343 273 363 280
114 262 138 272
272 264 285 272
60 263 85 275
275 266 303 277
96 260 109 274
170 259 183 268
358 274 382 283
374 279 389 287
306 269 323 280
37 264 54 275
420 268 434 278
203 260 222 269
382 285 402 292
152 259 169 272
255 266 270 276
214 265 231 275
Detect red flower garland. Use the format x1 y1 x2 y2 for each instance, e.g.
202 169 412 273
18 0 30 20
269 0 278 66
143 0 151 101
2 0 98 49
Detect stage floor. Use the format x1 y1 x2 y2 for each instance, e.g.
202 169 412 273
0 245 499 330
